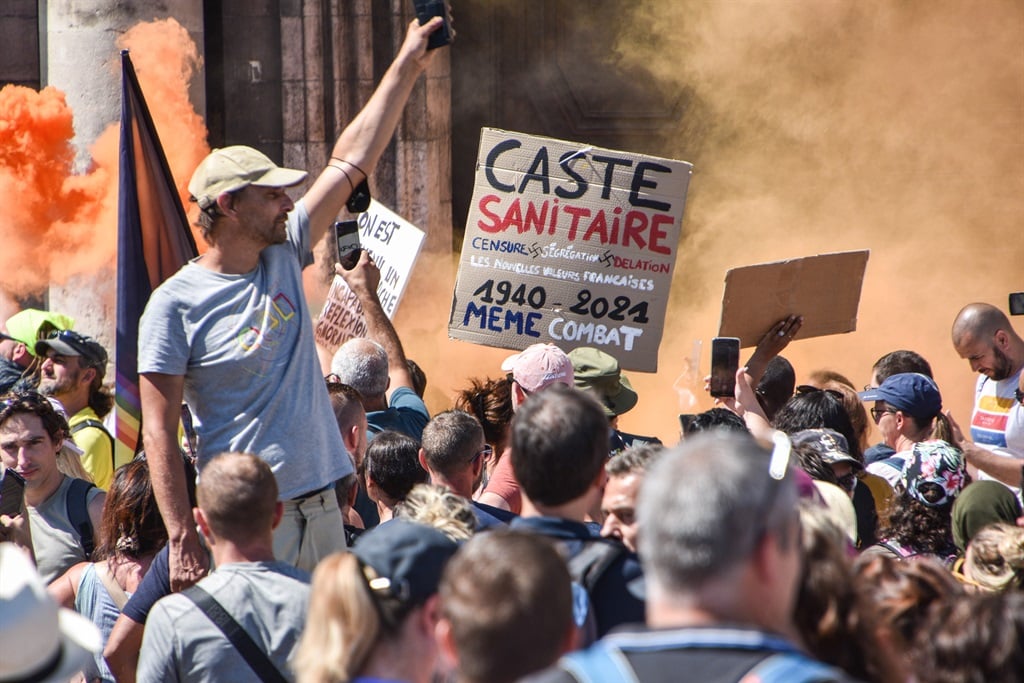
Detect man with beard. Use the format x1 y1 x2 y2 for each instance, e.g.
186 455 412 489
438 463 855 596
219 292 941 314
950 303 1024 488
137 17 447 589
35 330 115 490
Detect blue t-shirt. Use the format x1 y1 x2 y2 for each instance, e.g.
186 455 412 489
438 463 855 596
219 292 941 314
366 387 430 442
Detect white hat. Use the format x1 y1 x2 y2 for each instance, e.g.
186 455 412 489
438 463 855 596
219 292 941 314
0 543 101 682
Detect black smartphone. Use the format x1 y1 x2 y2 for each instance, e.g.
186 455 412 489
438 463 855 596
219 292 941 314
709 337 740 398
412 0 454 50
335 220 362 270
679 413 698 436
0 468 26 518
1009 292 1024 316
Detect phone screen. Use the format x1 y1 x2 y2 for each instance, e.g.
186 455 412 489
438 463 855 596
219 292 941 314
0 468 26 518
709 337 740 398
335 220 361 270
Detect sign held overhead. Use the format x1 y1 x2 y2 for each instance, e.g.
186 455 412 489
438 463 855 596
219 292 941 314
718 250 870 348
448 128 693 372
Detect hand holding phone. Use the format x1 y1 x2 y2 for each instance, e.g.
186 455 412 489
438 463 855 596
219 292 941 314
335 220 362 270
0 468 26 518
709 337 740 398
412 0 455 50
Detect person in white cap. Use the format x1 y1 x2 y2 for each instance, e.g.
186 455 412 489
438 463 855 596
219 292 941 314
477 343 573 514
0 542 102 683
137 16 448 591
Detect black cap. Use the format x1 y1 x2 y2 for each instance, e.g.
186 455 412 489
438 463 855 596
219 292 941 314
35 330 108 372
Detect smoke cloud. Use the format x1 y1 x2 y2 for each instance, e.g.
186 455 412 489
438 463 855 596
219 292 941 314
598 0 1024 440
0 18 207 300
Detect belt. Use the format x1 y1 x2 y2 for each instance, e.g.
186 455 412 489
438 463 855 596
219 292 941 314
290 482 336 502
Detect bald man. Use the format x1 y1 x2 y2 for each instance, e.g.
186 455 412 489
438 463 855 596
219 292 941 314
950 303 1024 488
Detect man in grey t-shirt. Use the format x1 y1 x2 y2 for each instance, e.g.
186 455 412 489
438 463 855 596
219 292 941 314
137 18 446 590
138 453 309 683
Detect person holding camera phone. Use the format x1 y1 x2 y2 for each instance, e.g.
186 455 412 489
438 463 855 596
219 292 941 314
137 15 449 594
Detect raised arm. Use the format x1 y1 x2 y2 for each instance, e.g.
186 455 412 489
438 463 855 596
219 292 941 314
303 17 444 245
139 373 208 591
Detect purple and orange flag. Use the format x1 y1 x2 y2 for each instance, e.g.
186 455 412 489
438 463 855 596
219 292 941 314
115 51 197 464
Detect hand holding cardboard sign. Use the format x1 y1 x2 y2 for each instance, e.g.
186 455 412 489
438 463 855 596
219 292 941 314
746 315 803 386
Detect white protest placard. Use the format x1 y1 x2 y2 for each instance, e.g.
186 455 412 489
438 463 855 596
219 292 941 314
448 128 693 371
315 199 426 354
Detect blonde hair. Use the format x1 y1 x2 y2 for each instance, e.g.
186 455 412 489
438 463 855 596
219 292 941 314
294 552 381 683
962 523 1024 592
393 483 475 542
56 445 93 483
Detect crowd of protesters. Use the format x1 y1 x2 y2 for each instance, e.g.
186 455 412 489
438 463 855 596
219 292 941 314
2 14 1023 683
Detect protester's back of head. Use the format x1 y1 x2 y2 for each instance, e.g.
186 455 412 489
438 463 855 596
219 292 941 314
196 452 278 543
756 355 795 420
773 387 863 463
420 409 483 479
682 407 749 437
439 530 575 683
454 376 514 450
912 591 1024 683
872 350 933 385
510 384 608 507
95 458 166 561
295 520 458 683
960 523 1024 592
331 338 389 399
363 430 428 503
638 432 799 597
394 483 476 542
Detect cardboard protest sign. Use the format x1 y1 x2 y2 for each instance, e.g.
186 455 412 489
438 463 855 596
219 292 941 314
718 250 870 348
315 199 426 353
448 128 693 372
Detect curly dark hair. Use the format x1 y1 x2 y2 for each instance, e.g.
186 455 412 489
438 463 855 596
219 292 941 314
878 490 955 556
454 377 513 451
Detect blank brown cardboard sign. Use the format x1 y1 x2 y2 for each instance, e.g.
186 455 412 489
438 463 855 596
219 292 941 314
718 250 870 348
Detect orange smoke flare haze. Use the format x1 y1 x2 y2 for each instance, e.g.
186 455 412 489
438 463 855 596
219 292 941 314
0 18 207 301
395 0 1024 445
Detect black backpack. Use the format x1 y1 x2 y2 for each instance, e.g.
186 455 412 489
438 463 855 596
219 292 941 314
65 477 97 560
70 418 116 472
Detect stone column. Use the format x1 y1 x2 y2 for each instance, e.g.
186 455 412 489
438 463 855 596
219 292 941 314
44 0 204 349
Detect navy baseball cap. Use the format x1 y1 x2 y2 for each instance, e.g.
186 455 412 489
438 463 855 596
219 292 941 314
352 520 459 618
858 372 942 420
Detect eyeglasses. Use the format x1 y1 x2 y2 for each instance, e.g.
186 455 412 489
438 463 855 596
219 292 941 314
869 406 897 423
470 444 494 465
45 330 105 367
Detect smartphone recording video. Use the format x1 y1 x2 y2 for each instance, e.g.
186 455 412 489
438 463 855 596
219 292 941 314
335 220 361 270
709 337 740 398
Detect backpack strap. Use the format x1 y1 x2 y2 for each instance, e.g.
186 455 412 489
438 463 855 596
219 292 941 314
567 539 627 593
182 584 289 683
740 652 843 683
95 561 130 611
65 478 96 560
561 641 639 683
70 418 116 470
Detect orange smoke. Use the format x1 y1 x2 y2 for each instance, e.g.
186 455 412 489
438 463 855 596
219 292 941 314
605 0 1024 442
0 18 207 300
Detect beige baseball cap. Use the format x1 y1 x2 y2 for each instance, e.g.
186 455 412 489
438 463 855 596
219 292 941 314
188 146 308 209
